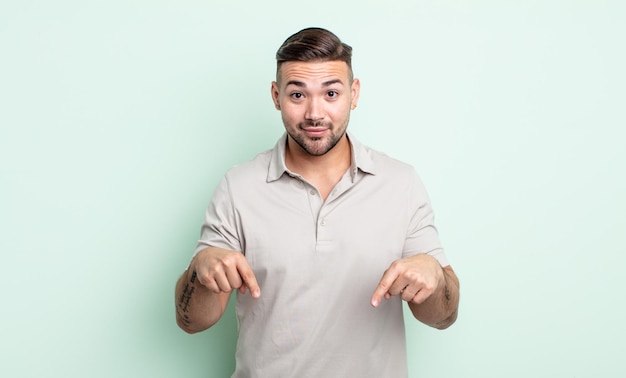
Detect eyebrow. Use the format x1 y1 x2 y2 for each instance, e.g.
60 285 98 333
286 79 344 88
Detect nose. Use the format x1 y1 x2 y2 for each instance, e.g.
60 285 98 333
304 97 323 121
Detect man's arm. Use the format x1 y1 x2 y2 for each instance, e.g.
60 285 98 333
175 247 260 334
371 254 459 330
407 264 459 329
175 268 230 334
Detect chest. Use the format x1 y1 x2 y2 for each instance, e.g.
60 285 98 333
234 174 411 283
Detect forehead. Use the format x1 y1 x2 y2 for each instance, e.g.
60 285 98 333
278 61 351 86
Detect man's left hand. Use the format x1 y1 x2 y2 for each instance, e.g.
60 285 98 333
370 254 444 307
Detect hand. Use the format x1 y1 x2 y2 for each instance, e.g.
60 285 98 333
190 247 261 299
371 254 443 307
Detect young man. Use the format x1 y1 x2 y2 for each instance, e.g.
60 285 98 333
175 27 459 377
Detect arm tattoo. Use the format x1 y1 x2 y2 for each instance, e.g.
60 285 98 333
176 270 199 326
178 283 195 312
176 307 192 326
434 308 458 327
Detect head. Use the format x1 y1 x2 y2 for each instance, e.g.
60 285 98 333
275 27 354 83
271 27 360 156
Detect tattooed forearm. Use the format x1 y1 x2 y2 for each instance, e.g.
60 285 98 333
434 308 458 328
432 268 459 329
408 265 460 329
175 267 228 332
176 307 192 326
176 271 198 327
430 285 454 327
178 283 195 312
179 277 196 310
178 271 198 313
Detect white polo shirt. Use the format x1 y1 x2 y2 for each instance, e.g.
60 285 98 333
195 132 448 378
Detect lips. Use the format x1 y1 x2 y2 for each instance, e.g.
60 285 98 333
303 127 328 137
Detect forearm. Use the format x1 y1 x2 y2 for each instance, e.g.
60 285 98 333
408 266 459 329
175 269 230 334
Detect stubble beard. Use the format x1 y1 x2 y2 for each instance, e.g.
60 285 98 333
289 121 346 156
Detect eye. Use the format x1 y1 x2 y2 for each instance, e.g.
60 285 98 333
327 90 338 98
290 92 303 100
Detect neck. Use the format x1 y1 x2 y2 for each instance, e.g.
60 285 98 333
285 134 351 178
285 134 352 201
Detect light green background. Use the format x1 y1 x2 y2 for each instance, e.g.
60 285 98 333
1 1 624 377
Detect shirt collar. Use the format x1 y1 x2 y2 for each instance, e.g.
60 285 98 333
267 131 376 183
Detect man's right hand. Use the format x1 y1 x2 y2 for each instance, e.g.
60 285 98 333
190 247 261 299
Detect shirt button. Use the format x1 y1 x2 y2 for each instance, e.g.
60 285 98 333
321 219 326 226
310 189 316 195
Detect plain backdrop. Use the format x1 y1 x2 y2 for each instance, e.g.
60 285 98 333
1 1 625 377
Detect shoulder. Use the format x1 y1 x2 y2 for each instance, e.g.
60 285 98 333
349 132 418 180
362 143 419 181
372 149 414 171
223 148 273 184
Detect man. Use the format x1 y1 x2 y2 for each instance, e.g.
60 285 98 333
175 27 459 377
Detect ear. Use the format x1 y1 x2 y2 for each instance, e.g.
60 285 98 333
271 81 281 110
350 78 361 110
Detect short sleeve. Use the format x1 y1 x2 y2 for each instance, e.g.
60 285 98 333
193 175 242 257
402 170 449 267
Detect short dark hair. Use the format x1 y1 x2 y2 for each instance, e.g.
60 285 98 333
275 27 353 81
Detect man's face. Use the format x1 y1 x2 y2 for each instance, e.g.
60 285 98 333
271 60 360 156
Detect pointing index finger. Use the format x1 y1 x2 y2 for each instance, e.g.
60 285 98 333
371 270 398 307
237 258 261 299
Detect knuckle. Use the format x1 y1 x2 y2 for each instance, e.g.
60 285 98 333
210 285 222 294
197 271 211 285
222 255 236 268
208 265 222 276
230 275 243 286
244 268 256 280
